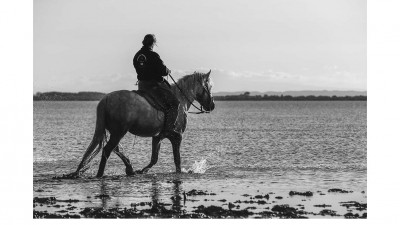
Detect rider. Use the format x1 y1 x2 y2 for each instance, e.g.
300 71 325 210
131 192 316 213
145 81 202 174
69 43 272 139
133 34 180 131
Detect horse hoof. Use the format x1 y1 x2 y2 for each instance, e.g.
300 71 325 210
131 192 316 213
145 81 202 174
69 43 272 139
70 174 79 179
126 168 136 176
53 172 79 180
136 168 149 174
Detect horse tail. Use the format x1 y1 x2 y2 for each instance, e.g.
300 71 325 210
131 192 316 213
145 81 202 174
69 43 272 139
75 96 108 174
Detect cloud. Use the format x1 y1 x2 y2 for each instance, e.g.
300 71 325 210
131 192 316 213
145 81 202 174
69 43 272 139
172 67 366 92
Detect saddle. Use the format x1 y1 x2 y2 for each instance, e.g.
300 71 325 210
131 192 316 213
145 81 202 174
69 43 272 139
133 89 167 112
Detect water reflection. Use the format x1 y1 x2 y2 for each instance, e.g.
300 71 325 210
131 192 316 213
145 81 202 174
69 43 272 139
89 175 186 210
149 177 183 210
171 180 182 209
99 179 110 208
150 178 161 205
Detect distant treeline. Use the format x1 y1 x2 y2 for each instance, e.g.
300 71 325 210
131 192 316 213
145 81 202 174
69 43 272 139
33 92 106 101
33 91 367 101
214 92 367 101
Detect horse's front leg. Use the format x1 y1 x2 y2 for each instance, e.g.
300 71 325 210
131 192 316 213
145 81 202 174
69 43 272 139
139 136 162 174
169 133 182 173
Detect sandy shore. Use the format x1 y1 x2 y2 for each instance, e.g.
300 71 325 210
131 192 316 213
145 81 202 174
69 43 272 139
33 187 366 219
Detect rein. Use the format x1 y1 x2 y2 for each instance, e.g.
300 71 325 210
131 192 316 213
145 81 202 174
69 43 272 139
168 74 211 114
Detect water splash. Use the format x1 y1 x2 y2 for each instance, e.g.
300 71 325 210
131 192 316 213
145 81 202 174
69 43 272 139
183 158 210 174
183 146 226 174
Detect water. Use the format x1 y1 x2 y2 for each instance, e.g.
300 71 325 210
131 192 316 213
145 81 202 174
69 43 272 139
33 101 367 217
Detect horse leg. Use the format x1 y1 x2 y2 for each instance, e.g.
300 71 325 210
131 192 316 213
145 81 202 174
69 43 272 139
113 146 135 176
96 135 122 178
168 132 182 173
139 136 162 174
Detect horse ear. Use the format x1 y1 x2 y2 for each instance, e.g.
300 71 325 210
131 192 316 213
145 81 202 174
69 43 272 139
205 70 211 80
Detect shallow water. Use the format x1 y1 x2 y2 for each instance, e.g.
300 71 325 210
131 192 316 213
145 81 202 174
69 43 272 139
33 101 367 218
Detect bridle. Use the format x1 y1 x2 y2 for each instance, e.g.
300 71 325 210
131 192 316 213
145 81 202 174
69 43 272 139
168 74 213 114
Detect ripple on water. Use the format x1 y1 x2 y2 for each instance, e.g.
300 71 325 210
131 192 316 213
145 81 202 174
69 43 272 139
34 101 367 211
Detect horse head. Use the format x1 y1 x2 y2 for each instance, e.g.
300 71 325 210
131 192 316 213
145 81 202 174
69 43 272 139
195 70 215 112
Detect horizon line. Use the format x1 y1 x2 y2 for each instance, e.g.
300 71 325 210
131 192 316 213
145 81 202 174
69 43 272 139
33 89 367 94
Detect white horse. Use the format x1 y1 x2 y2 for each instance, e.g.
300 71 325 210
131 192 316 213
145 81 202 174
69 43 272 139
63 71 215 178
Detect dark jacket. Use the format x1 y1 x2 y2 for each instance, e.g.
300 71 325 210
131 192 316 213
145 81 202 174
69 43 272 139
133 46 169 82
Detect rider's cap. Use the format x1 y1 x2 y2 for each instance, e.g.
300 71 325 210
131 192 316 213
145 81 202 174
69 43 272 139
142 34 157 47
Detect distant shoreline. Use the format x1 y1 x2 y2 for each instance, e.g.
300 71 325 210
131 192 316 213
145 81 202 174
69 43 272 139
33 91 367 101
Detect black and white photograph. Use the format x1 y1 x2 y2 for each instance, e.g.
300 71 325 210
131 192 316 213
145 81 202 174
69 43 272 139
29 0 371 219
5 0 400 222
3 0 399 222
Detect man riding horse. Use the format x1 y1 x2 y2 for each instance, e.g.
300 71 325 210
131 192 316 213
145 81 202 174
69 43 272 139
133 34 180 132
60 34 215 179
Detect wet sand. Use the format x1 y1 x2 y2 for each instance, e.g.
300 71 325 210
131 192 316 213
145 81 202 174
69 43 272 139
33 184 367 219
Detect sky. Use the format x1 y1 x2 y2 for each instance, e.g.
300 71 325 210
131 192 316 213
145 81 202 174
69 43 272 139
33 0 366 93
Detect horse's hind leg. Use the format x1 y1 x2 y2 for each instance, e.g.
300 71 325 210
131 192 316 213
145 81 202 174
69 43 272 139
96 134 122 178
114 146 135 176
139 136 162 174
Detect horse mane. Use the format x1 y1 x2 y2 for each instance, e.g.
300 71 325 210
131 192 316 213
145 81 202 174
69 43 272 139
173 71 205 91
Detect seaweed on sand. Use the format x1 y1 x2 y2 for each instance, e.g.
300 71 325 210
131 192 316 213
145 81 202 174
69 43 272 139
193 205 254 218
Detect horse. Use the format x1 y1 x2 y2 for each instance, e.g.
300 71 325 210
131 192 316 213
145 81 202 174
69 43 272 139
63 70 215 178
